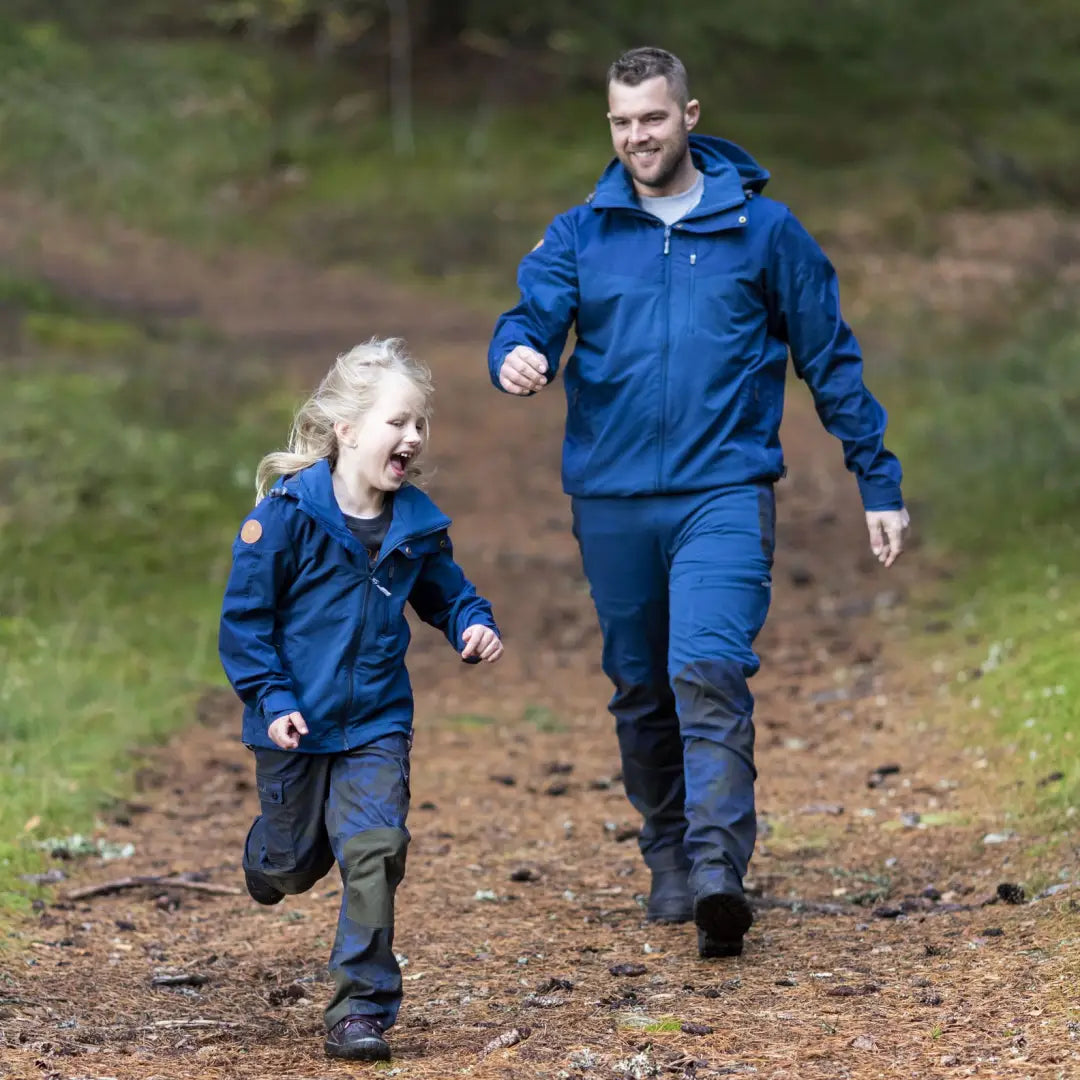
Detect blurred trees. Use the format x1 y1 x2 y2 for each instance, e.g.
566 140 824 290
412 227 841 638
12 1 1079 132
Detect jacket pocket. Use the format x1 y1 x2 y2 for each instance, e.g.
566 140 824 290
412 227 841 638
756 484 776 565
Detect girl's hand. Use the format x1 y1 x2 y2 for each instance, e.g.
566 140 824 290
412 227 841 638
268 711 308 749
461 625 503 663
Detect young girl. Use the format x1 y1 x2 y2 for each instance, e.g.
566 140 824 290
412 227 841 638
219 338 502 1063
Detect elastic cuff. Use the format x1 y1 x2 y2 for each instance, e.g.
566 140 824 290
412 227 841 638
260 687 300 720
857 479 904 512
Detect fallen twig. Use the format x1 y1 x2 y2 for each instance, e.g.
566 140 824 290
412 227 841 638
151 973 209 988
140 1019 240 1030
65 876 242 901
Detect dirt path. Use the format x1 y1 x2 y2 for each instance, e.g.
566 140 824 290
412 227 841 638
1 203 1077 1080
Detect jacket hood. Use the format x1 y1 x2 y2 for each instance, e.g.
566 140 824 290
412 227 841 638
275 459 450 555
591 134 769 212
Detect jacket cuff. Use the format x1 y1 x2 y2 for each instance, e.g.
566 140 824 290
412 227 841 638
260 686 300 721
857 477 905 512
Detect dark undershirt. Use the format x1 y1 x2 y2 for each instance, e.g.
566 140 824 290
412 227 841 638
343 497 393 566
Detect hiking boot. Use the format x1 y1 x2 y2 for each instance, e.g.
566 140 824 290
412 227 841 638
646 867 694 923
694 885 754 958
324 1015 391 1062
244 867 284 906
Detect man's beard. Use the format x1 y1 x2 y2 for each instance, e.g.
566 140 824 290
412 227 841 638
625 139 689 194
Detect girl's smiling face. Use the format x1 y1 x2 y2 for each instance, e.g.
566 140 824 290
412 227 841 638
334 370 429 496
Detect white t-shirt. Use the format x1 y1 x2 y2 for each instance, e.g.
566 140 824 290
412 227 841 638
638 171 705 226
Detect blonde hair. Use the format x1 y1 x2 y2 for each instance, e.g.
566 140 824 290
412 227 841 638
255 337 434 501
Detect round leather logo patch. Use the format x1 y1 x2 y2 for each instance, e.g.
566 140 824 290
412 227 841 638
241 519 263 544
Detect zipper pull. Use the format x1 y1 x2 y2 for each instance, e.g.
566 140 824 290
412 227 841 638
663 227 671 256
690 252 697 265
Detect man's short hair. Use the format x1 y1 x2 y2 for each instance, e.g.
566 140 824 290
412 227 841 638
607 47 689 107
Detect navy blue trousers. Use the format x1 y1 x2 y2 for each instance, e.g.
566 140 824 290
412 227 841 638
243 732 410 1030
572 484 775 894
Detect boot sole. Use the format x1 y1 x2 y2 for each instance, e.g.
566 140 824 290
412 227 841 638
694 890 754 957
324 1039 391 1062
646 905 694 924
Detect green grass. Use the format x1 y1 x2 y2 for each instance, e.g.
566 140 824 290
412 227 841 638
0 286 291 906
1 19 1077 301
886 308 1080 815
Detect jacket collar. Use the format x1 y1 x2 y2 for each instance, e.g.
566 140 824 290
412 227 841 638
589 134 766 225
275 459 451 555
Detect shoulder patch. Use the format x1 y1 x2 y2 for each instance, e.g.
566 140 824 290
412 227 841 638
241 519 263 544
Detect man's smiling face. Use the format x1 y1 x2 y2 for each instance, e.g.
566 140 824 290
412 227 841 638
607 75 699 197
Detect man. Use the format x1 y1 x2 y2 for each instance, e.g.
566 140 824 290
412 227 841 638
487 47 909 957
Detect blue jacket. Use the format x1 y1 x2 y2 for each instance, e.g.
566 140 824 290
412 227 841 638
218 459 498 753
488 135 903 510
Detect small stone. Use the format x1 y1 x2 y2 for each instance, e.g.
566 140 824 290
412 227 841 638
982 927 1004 937
921 886 942 902
474 889 498 902
489 774 516 786
900 811 921 828
916 989 944 1005
799 802 844 816
418 800 438 811
509 867 541 883
872 905 904 919
850 1034 877 1051
609 963 648 977
982 831 1016 845
681 1022 714 1035
523 993 566 1008
534 977 573 994
940 1054 961 1067
544 761 574 775
775 977 797 987
545 782 569 797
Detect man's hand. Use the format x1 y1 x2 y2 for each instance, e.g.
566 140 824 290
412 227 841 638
267 711 308 750
499 345 550 395
461 625 504 663
865 508 911 568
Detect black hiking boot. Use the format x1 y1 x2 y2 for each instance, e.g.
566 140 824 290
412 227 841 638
694 885 754 958
244 867 285 906
324 1015 391 1062
646 867 694 923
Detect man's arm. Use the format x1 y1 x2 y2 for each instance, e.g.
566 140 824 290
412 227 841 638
767 210 909 565
488 213 579 395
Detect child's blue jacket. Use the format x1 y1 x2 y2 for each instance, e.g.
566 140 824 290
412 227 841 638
218 459 497 753
488 134 903 511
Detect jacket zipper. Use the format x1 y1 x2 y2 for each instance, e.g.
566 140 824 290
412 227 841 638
657 225 672 490
342 568 372 746
688 250 697 333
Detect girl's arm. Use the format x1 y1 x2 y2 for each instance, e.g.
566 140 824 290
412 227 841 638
218 502 300 720
408 533 499 661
